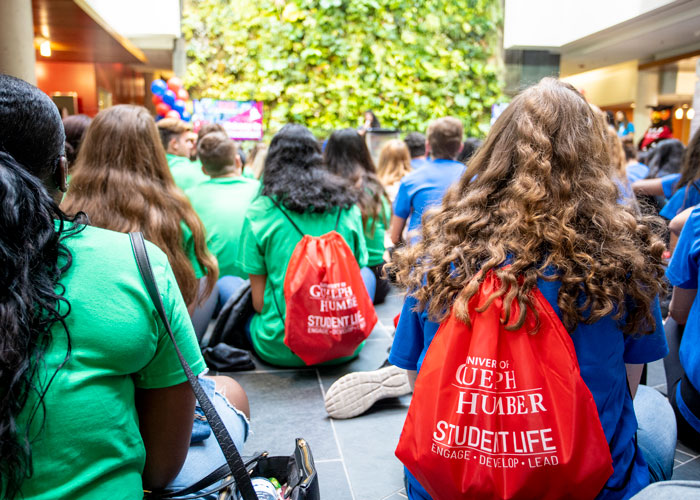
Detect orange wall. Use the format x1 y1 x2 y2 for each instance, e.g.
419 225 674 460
36 61 98 116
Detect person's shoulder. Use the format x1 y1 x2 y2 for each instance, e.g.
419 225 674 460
65 224 169 271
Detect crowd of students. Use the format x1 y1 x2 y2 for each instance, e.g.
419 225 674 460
2 71 700 499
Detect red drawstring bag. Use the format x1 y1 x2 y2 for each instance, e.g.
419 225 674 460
271 200 377 365
395 271 613 499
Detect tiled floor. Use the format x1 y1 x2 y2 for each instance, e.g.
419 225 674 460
217 289 700 498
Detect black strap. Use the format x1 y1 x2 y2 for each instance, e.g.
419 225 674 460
269 197 304 237
268 196 343 235
129 232 256 500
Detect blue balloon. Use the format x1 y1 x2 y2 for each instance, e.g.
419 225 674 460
173 99 186 114
181 111 192 122
162 89 176 106
150 79 167 96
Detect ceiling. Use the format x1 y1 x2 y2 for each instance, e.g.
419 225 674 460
32 0 147 64
559 0 700 76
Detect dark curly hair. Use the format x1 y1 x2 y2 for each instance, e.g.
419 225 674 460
391 78 667 336
261 124 358 213
0 74 85 499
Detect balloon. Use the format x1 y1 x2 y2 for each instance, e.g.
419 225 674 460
167 77 183 92
177 88 189 101
181 111 192 122
166 110 181 120
151 93 163 105
162 89 176 107
156 102 171 116
172 99 186 114
150 79 167 96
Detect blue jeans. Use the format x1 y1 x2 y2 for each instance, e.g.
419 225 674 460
217 275 246 312
361 266 376 302
634 384 677 482
631 480 700 499
169 376 250 496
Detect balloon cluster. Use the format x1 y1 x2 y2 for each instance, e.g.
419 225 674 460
151 77 191 121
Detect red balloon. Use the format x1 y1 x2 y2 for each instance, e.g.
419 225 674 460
151 93 163 105
167 77 183 92
166 110 181 120
177 88 189 101
156 102 171 116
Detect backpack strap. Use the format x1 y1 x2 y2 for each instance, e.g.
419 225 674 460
268 197 304 237
334 208 342 231
129 232 257 500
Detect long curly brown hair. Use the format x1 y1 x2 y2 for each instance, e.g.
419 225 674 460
61 105 217 306
391 78 667 335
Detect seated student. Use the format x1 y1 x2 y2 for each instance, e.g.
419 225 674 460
62 105 218 313
623 139 649 185
659 129 700 220
389 79 675 499
377 139 412 202
242 142 268 180
324 128 392 304
157 117 209 191
390 118 465 245
667 205 700 451
455 137 482 165
186 132 260 301
62 114 92 173
0 74 249 500
236 124 369 367
404 132 429 170
632 138 688 204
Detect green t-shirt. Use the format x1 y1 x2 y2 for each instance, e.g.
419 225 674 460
241 167 257 180
236 197 369 367
186 176 261 278
166 153 208 191
17 224 206 500
363 196 391 267
180 220 206 279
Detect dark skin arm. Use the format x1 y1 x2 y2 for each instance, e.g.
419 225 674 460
136 382 196 490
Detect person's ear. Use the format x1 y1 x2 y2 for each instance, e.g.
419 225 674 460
425 140 431 155
54 156 68 192
168 137 178 154
235 154 242 170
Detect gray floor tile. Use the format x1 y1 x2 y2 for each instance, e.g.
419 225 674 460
315 460 354 500
234 370 341 460
677 440 700 458
672 457 700 480
331 406 409 500
647 359 667 395
317 336 395 392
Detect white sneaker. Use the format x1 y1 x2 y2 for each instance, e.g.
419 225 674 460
324 365 412 419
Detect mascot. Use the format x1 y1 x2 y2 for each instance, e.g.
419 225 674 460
639 104 673 151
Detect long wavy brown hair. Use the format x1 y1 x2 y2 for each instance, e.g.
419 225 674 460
391 78 667 335
61 105 217 306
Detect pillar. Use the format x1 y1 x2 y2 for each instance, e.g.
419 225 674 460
691 58 700 139
0 0 36 84
633 69 659 146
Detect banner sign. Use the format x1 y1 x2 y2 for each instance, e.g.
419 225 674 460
192 99 263 140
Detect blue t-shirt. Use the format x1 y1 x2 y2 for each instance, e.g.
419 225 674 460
617 122 634 137
667 207 700 396
393 158 465 237
626 163 649 185
390 280 667 500
660 173 681 199
410 157 431 170
659 180 700 219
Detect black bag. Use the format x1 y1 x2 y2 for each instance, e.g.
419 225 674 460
202 343 255 372
130 233 319 500
209 279 255 350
